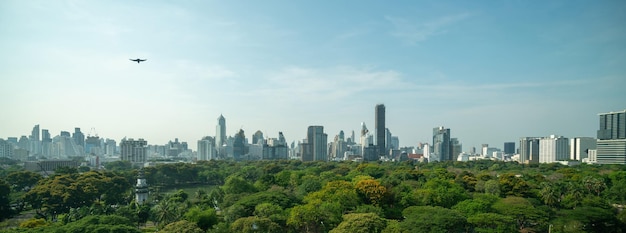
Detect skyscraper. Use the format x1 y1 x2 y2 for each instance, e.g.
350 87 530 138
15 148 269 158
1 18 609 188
30 124 40 155
504 142 515 155
596 110 626 164
519 137 540 164
73 128 85 148
233 129 247 160
539 135 569 163
252 130 264 145
570 137 596 161
432 126 452 161
451 138 462 161
197 136 216 161
0 139 13 158
41 129 52 156
216 115 226 147
302 126 327 161
375 104 386 156
120 138 147 164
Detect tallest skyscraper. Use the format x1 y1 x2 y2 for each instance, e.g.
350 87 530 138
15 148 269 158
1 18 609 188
375 104 386 156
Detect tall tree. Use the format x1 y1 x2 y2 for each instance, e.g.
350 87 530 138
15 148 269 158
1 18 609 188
399 206 467 233
0 179 12 221
329 213 387 233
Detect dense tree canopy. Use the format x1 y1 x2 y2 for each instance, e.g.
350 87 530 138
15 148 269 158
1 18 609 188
1 159 626 232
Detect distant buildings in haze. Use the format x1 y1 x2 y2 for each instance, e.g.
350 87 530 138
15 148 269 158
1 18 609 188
3 107 626 166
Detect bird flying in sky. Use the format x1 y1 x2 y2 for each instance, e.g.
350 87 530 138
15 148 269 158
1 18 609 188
130 58 147 63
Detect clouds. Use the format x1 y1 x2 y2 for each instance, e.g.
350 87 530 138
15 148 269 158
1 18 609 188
258 66 405 103
1 1 624 150
386 12 473 45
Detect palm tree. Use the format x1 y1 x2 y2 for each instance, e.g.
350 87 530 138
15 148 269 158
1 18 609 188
539 182 561 208
151 199 179 230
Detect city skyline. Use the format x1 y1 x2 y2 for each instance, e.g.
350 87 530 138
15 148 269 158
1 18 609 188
1 1 625 151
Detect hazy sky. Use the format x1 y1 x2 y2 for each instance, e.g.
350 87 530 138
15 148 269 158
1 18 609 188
1 0 625 151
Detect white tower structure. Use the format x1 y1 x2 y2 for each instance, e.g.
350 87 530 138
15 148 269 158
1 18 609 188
135 169 149 205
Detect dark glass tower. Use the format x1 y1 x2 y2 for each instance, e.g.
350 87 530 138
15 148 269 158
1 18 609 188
375 104 386 156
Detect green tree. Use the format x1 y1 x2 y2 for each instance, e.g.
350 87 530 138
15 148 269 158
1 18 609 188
5 170 42 192
492 196 547 231
104 160 133 171
355 178 387 206
151 199 181 229
160 220 204 233
231 216 281 233
483 179 501 196
498 173 531 197
329 213 387 233
467 213 517 233
184 206 218 231
254 202 286 225
582 176 607 196
413 178 468 208
19 218 49 228
304 180 360 210
398 206 467 233
0 179 12 221
287 199 342 233
222 175 257 195
451 194 499 217
552 206 624 233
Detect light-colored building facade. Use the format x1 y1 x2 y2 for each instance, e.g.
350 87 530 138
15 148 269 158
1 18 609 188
539 135 569 163
120 138 147 164
215 115 226 147
197 136 217 161
570 137 596 161
0 139 14 158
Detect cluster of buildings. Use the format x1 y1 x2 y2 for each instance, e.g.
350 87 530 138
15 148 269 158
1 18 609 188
1 107 625 172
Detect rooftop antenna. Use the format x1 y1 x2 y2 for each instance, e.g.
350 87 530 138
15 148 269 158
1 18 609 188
89 127 98 137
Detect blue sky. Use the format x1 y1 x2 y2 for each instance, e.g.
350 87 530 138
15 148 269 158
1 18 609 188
1 0 625 151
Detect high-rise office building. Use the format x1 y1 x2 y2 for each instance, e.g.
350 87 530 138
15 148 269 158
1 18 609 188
30 124 40 155
570 137 596 161
596 110 626 164
73 128 85 148
197 136 217 161
105 139 117 155
18 136 29 151
330 131 347 160
120 138 147 164
85 136 101 155
302 126 328 161
504 142 515 155
41 129 52 156
451 138 462 161
432 126 452 161
519 137 540 164
0 139 14 158
375 104 386 156
216 115 226 147
252 130 264 145
539 135 569 163
30 125 40 142
233 129 247 160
